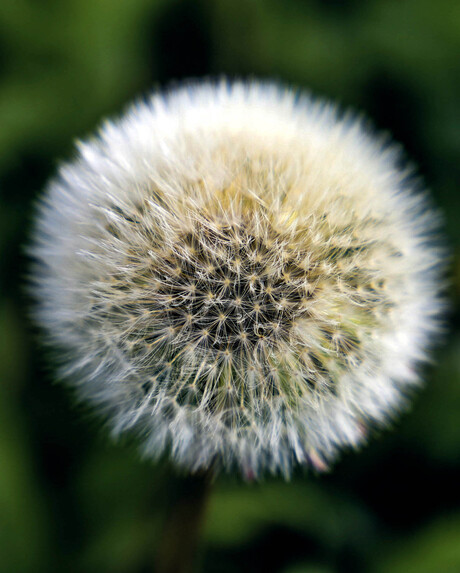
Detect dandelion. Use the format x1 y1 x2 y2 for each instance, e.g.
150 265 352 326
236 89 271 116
30 80 442 479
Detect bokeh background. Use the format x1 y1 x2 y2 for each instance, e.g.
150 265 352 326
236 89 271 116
1 1 459 572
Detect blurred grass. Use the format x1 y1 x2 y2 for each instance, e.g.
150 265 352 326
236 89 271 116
0 0 459 572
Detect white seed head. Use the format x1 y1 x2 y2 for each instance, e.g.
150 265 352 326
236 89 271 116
30 80 443 479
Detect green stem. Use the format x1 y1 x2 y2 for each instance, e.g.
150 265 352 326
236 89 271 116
156 470 213 573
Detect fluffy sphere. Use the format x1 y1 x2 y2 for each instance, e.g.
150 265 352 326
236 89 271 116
31 81 442 478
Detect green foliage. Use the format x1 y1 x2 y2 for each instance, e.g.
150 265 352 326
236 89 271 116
0 0 458 571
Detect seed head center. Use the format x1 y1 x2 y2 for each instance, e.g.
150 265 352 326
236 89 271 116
148 221 314 355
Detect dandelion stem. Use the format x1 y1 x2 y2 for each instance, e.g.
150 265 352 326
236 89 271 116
156 470 213 573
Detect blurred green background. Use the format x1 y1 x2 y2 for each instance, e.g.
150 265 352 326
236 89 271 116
1 0 459 571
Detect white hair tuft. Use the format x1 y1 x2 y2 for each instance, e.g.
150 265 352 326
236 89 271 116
30 80 444 478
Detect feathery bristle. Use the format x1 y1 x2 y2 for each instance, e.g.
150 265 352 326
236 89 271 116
30 81 443 478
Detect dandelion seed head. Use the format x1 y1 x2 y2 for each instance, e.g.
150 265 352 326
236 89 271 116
31 80 443 478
